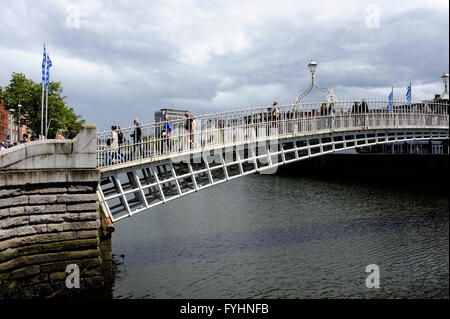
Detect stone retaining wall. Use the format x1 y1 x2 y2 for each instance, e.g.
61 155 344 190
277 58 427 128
0 125 113 299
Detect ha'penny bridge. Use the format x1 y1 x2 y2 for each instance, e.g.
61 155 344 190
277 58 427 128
0 97 448 298
95 99 449 222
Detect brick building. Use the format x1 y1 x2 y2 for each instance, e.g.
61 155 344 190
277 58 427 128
0 100 9 142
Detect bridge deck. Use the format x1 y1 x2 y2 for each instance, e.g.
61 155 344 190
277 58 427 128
96 99 449 222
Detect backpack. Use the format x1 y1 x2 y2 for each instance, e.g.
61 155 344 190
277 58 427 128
118 131 124 144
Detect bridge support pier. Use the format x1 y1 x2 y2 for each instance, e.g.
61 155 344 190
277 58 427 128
0 125 113 298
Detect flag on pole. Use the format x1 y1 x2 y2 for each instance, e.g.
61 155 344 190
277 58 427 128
42 46 47 84
46 54 52 89
406 83 411 107
388 86 393 113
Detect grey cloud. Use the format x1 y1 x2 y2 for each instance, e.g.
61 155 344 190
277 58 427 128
0 0 448 131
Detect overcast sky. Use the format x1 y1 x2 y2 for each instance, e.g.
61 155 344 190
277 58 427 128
0 0 448 131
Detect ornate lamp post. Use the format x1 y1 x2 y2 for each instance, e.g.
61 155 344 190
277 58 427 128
294 60 336 105
441 72 449 98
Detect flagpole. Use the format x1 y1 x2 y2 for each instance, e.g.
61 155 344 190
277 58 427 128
45 85 48 138
44 53 52 138
41 44 45 139
45 56 48 138
41 79 45 138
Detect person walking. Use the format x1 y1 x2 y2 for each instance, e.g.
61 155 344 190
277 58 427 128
327 102 335 129
130 118 143 159
162 115 173 154
361 98 369 128
55 130 65 140
67 126 78 139
105 125 124 166
352 100 362 126
271 101 280 135
320 102 328 129
185 112 194 149
117 125 124 159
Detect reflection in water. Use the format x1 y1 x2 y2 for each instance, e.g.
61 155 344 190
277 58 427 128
105 164 448 299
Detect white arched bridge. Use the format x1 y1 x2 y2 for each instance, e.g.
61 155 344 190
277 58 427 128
96 99 449 222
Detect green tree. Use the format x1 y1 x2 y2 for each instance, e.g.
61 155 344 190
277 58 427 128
0 72 85 139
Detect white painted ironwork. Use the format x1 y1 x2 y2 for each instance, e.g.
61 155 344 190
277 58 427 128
96 99 449 222
441 72 449 98
294 60 336 104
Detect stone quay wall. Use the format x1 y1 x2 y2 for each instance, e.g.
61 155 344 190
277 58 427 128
0 125 113 298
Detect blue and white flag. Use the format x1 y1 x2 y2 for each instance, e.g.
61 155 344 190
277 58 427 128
42 45 46 85
388 87 393 113
46 54 52 89
406 83 411 107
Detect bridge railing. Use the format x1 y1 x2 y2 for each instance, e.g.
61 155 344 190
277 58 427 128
96 99 449 168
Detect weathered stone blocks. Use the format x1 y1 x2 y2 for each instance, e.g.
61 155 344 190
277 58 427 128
0 125 114 299
0 196 28 209
28 195 58 205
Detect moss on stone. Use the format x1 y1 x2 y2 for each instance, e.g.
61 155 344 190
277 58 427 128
0 238 99 264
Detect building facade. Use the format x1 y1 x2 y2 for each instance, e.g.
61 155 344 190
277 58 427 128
154 108 190 123
0 100 9 142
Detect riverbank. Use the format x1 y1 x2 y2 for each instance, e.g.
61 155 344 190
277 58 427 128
277 154 449 187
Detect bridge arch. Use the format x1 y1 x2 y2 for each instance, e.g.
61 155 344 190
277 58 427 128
98 125 448 222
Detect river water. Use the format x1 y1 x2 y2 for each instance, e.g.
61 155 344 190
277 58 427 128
106 165 449 299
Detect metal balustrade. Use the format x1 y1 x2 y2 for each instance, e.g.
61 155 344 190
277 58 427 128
96 98 449 222
97 99 449 171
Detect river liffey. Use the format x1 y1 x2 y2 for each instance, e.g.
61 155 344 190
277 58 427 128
107 165 449 299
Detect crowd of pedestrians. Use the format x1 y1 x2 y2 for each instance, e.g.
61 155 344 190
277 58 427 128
0 126 79 152
100 97 448 166
102 112 199 165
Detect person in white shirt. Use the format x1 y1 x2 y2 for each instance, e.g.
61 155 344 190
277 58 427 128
105 126 124 165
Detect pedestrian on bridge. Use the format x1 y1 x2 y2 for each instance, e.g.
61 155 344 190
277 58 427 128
55 130 65 140
271 101 280 135
130 118 144 160
328 102 336 129
320 103 328 130
362 99 369 128
185 112 194 149
67 126 78 139
162 115 172 153
352 100 364 127
105 125 125 166
117 126 124 159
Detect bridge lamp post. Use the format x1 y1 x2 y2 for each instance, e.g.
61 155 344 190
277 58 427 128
308 60 317 75
294 60 335 105
441 72 449 98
